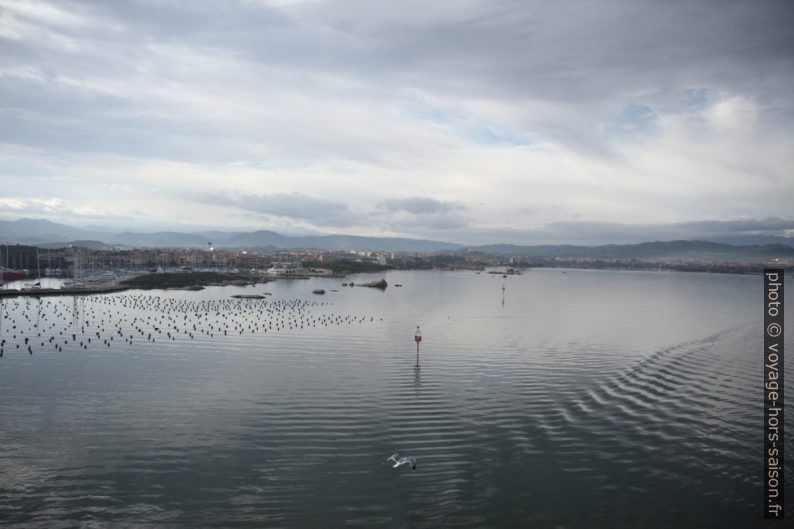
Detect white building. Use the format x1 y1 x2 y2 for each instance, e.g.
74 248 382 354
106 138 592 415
265 261 305 276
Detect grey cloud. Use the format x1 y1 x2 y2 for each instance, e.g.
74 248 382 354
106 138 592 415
0 196 139 225
379 212 469 231
3 1 791 161
299 1 794 102
1 1 792 237
379 196 464 214
676 218 794 234
440 218 794 246
198 192 360 228
542 218 794 242
373 196 469 231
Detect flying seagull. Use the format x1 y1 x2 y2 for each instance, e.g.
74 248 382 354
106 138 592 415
386 453 416 471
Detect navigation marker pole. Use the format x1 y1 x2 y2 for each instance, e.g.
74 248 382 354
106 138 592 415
414 326 422 367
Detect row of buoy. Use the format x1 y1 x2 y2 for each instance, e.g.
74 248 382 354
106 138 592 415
0 292 382 357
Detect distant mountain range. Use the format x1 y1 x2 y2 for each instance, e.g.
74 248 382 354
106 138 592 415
0 218 460 252
474 240 794 263
1 218 793 262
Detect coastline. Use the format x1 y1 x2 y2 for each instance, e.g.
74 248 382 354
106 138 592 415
0 285 130 298
1 264 783 299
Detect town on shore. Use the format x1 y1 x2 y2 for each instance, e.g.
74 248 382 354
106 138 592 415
1 241 792 292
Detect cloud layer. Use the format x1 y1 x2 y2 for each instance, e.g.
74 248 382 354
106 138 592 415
0 0 792 242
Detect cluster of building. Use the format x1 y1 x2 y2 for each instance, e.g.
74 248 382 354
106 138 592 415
11 243 791 280
27 246 408 278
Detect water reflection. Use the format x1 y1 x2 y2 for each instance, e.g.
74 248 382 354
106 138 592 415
0 269 790 528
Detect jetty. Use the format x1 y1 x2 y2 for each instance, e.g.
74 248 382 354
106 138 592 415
0 285 129 298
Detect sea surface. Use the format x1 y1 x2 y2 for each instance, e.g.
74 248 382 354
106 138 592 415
0 268 791 528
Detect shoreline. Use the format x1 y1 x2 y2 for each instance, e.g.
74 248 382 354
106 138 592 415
0 265 783 298
0 285 130 298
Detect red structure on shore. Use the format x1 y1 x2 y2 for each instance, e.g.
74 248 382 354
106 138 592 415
0 271 26 283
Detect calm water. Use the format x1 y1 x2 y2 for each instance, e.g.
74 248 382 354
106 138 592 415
0 268 791 528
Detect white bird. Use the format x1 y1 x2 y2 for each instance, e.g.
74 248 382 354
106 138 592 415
386 452 416 471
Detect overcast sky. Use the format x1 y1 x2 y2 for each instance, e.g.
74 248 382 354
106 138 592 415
0 0 792 244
